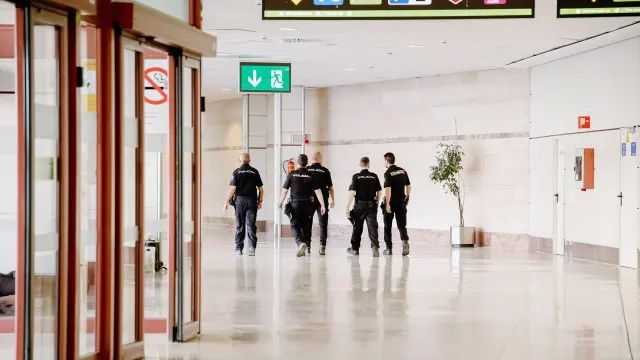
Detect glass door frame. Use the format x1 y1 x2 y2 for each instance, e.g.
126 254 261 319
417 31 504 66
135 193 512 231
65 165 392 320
114 33 145 360
171 54 201 342
15 4 71 360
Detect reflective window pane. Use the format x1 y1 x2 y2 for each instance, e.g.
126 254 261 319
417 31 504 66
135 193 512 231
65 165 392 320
181 67 194 323
143 47 170 331
0 1 17 358
79 23 97 356
122 48 138 345
32 24 59 360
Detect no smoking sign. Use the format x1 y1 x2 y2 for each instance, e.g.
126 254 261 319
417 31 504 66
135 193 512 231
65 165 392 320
144 67 169 105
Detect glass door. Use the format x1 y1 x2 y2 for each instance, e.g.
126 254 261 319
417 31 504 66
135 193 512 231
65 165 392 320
116 36 145 359
173 56 200 342
29 7 68 360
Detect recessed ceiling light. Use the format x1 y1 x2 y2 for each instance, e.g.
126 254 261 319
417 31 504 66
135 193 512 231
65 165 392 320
279 27 297 31
344 67 356 72
408 44 424 48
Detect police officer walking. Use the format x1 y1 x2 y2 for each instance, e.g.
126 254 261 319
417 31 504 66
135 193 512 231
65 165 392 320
308 152 335 256
279 154 326 257
382 152 412 256
345 157 382 257
224 152 264 256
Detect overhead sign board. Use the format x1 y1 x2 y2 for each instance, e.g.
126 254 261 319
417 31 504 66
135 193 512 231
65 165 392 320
558 0 640 17
239 63 291 93
263 0 534 20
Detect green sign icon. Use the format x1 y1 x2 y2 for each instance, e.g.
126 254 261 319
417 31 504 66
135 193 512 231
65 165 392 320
239 63 291 93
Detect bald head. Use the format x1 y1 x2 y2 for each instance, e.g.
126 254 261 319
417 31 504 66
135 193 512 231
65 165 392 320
240 152 251 165
312 151 323 164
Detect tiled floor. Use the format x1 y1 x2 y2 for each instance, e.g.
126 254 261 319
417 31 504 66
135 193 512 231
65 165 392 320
145 224 640 360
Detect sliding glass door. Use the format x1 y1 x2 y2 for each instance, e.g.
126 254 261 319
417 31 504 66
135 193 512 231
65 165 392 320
116 36 145 360
173 56 201 342
29 7 68 360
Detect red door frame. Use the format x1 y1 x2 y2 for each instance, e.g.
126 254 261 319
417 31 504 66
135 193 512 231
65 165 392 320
15 3 73 359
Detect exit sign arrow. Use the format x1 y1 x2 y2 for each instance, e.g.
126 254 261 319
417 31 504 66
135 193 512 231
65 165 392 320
248 70 262 88
240 63 291 93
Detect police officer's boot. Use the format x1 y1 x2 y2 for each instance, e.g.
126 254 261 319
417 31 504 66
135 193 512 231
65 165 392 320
247 247 256 257
383 248 392 256
319 246 326 256
296 243 308 258
234 248 243 256
402 241 410 256
372 248 380 258
307 246 311 255
347 248 359 256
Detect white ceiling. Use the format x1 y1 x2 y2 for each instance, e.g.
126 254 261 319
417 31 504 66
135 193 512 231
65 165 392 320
202 0 640 101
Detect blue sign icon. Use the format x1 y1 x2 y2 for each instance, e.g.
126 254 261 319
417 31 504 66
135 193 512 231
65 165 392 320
314 0 344 5
389 0 433 4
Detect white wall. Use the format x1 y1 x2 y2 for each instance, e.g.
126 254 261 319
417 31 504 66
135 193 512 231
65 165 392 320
529 37 640 248
202 98 243 222
305 69 530 234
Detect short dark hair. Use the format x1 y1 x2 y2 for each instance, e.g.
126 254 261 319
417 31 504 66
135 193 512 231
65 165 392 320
360 157 370 166
384 152 395 164
297 154 309 167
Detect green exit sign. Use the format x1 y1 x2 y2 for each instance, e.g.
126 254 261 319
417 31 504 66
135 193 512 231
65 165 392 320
239 62 291 93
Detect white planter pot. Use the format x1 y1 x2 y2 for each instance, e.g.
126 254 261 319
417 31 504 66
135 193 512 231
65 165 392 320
450 226 475 247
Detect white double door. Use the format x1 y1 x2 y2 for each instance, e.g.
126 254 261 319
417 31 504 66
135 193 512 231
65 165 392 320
552 130 638 269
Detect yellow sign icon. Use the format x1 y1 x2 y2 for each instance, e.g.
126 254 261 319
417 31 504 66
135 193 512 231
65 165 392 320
291 0 303 5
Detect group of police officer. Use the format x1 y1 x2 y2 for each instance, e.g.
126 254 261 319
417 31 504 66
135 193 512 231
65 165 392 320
225 151 411 258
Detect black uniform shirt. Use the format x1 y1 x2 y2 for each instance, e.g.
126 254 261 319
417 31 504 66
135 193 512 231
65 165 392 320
283 168 320 201
308 163 333 204
349 169 382 202
384 165 411 205
230 164 263 200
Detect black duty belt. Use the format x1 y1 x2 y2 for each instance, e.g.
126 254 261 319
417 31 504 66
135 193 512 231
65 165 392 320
291 197 313 202
356 200 377 205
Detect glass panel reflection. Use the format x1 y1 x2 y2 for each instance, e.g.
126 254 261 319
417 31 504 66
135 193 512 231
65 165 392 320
0 1 18 358
32 24 59 360
122 48 138 345
182 67 194 324
78 24 97 356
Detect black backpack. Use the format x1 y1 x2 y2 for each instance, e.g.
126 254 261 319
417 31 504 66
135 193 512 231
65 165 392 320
0 271 15 297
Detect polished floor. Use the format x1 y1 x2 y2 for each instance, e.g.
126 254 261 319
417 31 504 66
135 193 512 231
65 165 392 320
145 224 640 360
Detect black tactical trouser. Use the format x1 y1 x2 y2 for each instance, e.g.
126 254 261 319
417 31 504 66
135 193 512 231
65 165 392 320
383 202 409 250
313 199 329 247
234 196 258 250
350 201 380 251
291 199 315 247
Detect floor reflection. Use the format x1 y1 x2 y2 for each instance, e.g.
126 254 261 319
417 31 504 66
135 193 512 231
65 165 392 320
144 225 640 360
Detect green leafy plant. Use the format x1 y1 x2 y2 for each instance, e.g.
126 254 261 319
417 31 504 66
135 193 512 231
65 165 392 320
429 143 465 226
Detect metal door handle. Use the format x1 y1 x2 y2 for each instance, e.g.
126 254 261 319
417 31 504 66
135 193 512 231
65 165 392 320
554 193 559 203
618 193 623 206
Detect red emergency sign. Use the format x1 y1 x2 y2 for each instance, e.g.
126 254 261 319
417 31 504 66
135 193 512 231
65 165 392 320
578 115 591 129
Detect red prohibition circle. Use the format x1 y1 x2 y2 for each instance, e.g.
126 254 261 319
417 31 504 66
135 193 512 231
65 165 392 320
144 67 168 105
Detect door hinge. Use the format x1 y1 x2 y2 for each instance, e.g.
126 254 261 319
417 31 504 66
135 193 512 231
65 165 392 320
200 96 206 113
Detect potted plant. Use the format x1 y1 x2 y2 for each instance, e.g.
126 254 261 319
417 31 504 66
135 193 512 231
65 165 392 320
429 143 475 247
